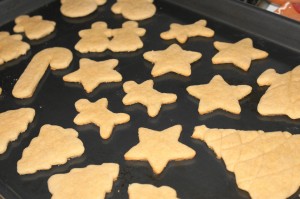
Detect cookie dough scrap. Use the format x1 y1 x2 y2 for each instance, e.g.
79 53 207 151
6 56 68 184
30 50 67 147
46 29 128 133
125 125 196 174
160 20 214 43
17 124 84 175
186 75 252 114
0 32 30 65
128 183 178 199
74 98 130 139
192 125 300 199
257 65 300 119
13 15 56 40
63 58 122 93
123 80 177 117
48 163 119 199
108 21 146 52
0 108 35 155
143 44 202 77
60 0 106 18
75 22 111 53
111 0 156 21
12 47 73 99
212 38 268 71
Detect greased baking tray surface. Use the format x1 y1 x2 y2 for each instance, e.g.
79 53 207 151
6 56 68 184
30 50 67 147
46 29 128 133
0 0 300 198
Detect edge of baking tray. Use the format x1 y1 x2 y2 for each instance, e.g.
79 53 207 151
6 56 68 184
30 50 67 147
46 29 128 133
0 0 55 26
159 0 300 54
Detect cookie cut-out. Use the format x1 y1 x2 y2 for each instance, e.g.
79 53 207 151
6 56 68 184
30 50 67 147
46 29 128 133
192 125 300 199
12 47 73 99
111 0 156 20
63 58 122 93
123 80 177 117
74 98 130 139
0 32 30 65
160 20 214 43
143 44 202 77
257 65 300 119
75 22 111 53
60 0 107 18
108 21 146 52
0 108 35 155
13 15 56 40
48 163 119 199
17 124 84 175
187 75 252 114
212 38 268 71
125 125 196 174
128 183 178 199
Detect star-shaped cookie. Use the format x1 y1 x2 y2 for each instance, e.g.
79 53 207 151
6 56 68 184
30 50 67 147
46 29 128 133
212 38 268 71
143 44 202 77
63 58 122 93
124 125 196 174
128 183 178 199
186 75 252 114
160 19 214 43
74 98 130 139
122 80 177 117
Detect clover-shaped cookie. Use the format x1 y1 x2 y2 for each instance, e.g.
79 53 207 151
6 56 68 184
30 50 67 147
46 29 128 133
0 32 30 65
60 0 107 18
14 15 56 40
111 0 156 20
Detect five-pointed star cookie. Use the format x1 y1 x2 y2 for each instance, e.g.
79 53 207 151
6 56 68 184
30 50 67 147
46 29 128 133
124 125 196 174
187 75 252 114
122 80 177 117
63 58 122 93
143 44 202 77
212 38 268 71
74 98 130 139
160 20 214 43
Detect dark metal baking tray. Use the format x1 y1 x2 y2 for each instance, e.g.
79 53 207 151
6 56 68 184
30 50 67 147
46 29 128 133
0 0 300 198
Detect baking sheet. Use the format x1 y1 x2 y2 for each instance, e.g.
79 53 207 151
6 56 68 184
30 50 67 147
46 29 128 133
0 0 300 198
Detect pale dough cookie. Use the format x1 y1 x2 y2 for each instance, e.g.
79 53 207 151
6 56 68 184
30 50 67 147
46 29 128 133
124 125 196 174
74 98 130 139
160 20 214 43
128 183 178 199
60 0 106 18
0 32 30 65
0 108 35 155
212 38 268 71
13 15 56 40
17 124 84 175
48 163 119 199
0 87 2 95
143 44 202 77
63 58 122 93
75 22 111 53
192 125 300 199
257 65 300 119
122 80 177 117
187 75 252 114
12 47 73 99
111 0 156 21
108 21 146 52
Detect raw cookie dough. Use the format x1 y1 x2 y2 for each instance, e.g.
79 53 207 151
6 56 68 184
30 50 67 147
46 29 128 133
14 15 56 40
192 125 300 199
160 20 214 43
48 163 119 199
0 32 30 65
125 125 196 174
17 124 84 175
186 75 252 114
212 38 268 71
143 44 202 77
128 183 178 199
0 108 35 155
122 80 177 117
